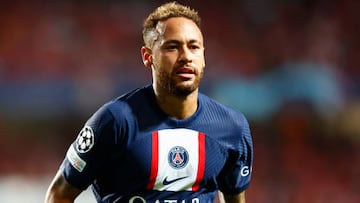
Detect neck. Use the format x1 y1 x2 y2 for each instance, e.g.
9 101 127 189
153 86 198 120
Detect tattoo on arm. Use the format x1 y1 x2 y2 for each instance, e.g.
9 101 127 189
54 175 65 187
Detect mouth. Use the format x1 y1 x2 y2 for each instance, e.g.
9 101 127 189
175 66 195 79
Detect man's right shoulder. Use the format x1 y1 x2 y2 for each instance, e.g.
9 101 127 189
100 85 152 119
112 85 151 103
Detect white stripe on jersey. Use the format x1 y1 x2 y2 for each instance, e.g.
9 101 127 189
151 128 205 191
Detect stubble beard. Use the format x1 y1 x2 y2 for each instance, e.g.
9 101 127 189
158 68 204 98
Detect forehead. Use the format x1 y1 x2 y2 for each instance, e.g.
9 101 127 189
155 17 203 44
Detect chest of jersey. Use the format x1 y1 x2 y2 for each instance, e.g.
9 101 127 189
146 128 205 191
100 127 228 198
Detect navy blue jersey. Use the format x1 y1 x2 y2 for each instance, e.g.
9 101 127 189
61 85 253 203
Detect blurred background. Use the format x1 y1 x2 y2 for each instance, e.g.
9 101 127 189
0 0 359 202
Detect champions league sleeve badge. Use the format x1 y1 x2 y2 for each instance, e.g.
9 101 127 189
75 126 95 153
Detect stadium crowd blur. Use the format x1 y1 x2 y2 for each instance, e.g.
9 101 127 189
0 0 359 202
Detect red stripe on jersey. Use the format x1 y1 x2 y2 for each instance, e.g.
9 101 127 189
146 131 159 189
192 132 205 191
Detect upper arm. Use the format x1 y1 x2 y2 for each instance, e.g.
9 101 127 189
222 191 246 203
217 115 253 194
45 170 83 203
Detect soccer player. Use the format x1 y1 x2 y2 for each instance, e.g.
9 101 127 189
45 2 253 203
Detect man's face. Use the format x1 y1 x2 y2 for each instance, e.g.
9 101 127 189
149 17 205 97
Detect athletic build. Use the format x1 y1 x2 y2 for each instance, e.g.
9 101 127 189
45 2 253 203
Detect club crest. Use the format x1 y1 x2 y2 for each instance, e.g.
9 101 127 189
168 146 189 169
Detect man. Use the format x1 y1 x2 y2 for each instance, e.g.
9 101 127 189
45 2 253 203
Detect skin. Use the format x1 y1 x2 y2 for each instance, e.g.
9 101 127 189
45 16 246 203
141 17 205 120
223 192 246 203
44 170 81 203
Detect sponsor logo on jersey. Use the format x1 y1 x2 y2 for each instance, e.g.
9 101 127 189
129 195 200 203
168 146 189 169
162 176 188 185
75 126 94 153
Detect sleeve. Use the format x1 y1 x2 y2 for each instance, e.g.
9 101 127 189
218 115 253 194
60 104 118 190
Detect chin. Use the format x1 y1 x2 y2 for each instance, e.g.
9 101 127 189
171 83 198 97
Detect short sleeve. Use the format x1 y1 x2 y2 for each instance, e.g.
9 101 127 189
60 104 117 190
218 116 253 194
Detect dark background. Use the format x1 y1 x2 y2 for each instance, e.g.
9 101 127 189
0 0 359 202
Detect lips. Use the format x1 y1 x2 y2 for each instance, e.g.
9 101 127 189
176 66 195 74
175 67 195 79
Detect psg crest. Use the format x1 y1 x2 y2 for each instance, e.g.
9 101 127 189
168 146 189 169
75 126 95 153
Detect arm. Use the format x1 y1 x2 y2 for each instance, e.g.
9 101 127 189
45 170 83 203
222 191 246 203
218 191 245 203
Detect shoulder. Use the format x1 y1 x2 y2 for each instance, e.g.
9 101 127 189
96 85 152 121
84 86 151 139
199 93 248 126
199 93 252 147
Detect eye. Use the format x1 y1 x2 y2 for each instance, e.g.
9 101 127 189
165 45 178 50
189 44 200 50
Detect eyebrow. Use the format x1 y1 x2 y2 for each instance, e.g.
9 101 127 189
163 39 202 45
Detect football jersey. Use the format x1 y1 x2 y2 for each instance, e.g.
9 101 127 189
61 85 253 203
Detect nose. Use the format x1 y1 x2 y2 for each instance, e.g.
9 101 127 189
178 46 192 63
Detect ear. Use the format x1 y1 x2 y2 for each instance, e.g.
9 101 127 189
202 47 206 68
141 46 153 68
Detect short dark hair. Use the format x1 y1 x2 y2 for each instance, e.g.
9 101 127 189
142 2 201 48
